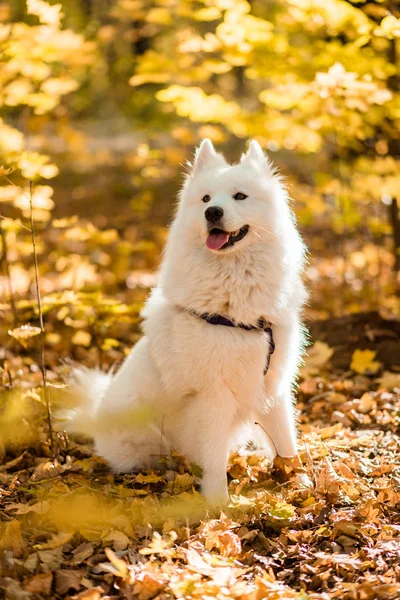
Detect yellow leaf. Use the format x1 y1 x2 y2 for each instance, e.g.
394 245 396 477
0 520 25 556
10 500 51 515
172 473 194 490
380 15 400 39
194 7 221 21
23 389 43 404
101 338 120 351
104 547 128 577
15 185 54 212
350 349 381 374
135 472 163 484
129 72 170 86
319 423 342 440
270 502 296 520
300 341 333 377
377 371 400 390
72 331 92 347
8 324 41 347
35 532 73 549
41 77 79 96
146 8 172 24
301 496 316 508
0 165 14 176
156 86 240 124
27 0 63 26
102 530 130 552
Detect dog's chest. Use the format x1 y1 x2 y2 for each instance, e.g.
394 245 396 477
199 258 281 325
152 311 269 404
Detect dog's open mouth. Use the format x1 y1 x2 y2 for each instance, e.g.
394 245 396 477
206 225 249 250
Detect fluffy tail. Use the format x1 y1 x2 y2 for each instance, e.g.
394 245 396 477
57 366 113 437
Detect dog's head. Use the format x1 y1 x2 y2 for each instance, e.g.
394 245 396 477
178 139 289 254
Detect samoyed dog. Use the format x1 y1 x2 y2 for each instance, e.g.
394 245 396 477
65 139 307 504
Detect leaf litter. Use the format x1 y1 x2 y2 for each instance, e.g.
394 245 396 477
1 337 400 600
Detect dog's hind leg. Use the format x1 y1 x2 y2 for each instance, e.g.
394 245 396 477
94 424 172 473
92 337 170 473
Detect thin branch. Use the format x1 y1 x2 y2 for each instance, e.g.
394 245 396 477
0 214 31 233
254 421 278 457
29 181 54 456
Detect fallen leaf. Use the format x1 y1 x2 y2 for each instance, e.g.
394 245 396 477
300 341 334 377
55 569 82 595
377 371 400 390
23 573 53 595
132 571 167 600
351 349 381 374
104 547 128 577
102 530 130 552
315 460 344 497
134 472 164 484
201 520 242 557
72 542 94 564
0 520 25 556
7 500 50 515
319 423 342 440
35 531 73 549
74 590 102 600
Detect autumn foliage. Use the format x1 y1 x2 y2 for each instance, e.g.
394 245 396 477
1 1 400 599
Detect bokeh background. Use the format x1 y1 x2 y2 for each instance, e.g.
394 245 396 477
0 0 399 368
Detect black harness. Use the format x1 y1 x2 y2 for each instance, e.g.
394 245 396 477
197 312 275 375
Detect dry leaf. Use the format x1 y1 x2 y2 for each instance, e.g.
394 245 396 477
23 573 53 595
8 324 41 347
300 341 334 377
0 520 25 556
350 349 381 374
54 569 82 595
7 500 50 515
104 547 128 577
377 371 400 390
102 530 130 552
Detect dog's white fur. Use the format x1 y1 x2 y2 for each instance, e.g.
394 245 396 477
65 140 307 504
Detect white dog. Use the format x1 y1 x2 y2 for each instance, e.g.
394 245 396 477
65 140 307 504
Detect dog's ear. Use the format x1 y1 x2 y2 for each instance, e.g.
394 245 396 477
240 140 267 168
190 139 227 175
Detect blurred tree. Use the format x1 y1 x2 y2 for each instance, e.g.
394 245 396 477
0 0 399 315
0 0 93 220
122 0 399 276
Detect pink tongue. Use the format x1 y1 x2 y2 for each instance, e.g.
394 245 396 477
206 231 229 250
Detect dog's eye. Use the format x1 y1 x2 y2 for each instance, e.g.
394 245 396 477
202 194 211 203
234 192 247 201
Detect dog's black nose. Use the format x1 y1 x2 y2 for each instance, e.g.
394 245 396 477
205 206 224 223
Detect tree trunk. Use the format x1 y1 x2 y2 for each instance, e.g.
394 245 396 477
389 197 400 277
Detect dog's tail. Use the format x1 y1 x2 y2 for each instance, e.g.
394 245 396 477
57 366 113 437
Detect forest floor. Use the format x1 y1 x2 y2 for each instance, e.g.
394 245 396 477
1 310 400 600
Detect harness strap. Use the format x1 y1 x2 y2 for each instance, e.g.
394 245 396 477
199 312 275 375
